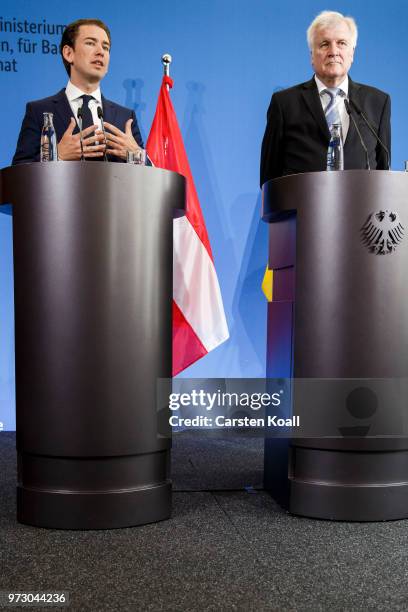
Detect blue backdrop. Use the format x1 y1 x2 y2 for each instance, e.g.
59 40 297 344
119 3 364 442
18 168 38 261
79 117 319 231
1 0 406 429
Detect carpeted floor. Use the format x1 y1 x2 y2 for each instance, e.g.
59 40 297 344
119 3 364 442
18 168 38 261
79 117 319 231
1 431 408 611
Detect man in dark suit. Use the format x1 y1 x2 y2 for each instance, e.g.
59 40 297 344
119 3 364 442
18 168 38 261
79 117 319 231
12 18 144 164
260 11 391 186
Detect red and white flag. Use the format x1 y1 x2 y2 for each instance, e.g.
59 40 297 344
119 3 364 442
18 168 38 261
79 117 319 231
146 75 229 375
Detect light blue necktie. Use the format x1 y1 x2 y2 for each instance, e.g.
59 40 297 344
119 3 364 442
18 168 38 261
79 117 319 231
324 88 342 131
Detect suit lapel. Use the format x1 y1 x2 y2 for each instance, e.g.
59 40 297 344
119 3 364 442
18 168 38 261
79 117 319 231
301 78 331 141
101 95 118 127
51 89 78 135
344 77 361 148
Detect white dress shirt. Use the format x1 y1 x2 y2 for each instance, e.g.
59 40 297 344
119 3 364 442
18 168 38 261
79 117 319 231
65 80 103 132
315 75 350 141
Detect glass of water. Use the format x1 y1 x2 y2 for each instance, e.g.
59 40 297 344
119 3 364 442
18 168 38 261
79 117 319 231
127 149 146 165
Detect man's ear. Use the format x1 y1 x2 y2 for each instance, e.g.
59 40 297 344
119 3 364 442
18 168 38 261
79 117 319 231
62 44 74 66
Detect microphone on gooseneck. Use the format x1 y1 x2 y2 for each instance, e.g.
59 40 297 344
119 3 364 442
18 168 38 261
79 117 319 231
344 98 370 170
77 105 85 161
97 106 108 161
349 99 390 170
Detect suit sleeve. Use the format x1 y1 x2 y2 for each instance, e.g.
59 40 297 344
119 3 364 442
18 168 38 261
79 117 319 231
130 110 144 149
260 93 284 187
376 94 391 170
12 103 42 165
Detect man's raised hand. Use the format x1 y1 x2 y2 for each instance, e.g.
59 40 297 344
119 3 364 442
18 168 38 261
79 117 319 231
104 118 142 160
58 118 106 160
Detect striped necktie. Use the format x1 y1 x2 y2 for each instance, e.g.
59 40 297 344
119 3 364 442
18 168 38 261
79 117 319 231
324 88 342 132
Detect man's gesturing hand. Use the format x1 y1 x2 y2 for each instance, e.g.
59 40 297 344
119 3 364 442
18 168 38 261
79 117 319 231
58 117 106 161
104 118 142 160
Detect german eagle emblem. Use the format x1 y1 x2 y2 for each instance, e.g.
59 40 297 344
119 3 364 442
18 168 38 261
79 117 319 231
362 210 404 255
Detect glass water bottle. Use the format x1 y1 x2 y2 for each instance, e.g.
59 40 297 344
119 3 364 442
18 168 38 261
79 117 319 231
327 124 344 171
40 112 58 162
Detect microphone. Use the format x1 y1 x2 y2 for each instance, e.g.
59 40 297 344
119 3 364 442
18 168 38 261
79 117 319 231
77 105 85 161
344 99 370 170
97 106 108 161
349 99 390 170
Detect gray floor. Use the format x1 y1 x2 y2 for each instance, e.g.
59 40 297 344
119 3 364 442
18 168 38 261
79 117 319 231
1 431 408 611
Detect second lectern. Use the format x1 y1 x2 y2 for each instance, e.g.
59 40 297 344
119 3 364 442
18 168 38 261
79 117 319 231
263 170 408 521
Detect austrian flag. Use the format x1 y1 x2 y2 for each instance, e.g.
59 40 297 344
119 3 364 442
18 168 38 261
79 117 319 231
146 75 229 375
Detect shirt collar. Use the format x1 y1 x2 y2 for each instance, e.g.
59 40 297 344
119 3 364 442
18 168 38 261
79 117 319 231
314 74 349 97
65 80 102 104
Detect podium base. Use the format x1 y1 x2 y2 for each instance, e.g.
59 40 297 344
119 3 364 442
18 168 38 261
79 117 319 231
17 482 172 529
266 444 408 521
17 450 171 529
289 479 408 522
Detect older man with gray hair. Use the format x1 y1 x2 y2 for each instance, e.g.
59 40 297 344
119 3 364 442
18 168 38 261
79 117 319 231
260 10 391 186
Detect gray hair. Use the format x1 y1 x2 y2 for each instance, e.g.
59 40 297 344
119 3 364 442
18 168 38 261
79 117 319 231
307 11 358 50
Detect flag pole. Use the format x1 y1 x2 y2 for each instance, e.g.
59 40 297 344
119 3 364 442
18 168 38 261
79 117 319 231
161 53 172 90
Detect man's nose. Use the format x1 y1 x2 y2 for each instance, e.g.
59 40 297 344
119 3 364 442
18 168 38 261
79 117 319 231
328 42 340 54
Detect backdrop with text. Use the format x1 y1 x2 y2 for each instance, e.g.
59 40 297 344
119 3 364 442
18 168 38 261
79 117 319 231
1 0 406 429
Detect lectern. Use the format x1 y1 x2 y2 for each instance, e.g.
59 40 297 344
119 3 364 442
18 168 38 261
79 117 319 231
0 162 185 529
263 170 408 521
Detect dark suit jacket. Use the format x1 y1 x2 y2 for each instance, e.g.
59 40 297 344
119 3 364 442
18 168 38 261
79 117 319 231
12 88 144 165
260 77 391 186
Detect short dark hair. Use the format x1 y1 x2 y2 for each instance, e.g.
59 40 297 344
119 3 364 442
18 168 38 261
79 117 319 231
59 19 111 76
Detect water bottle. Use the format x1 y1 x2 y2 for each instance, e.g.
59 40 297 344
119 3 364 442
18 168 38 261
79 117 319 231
327 124 343 171
40 112 58 162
